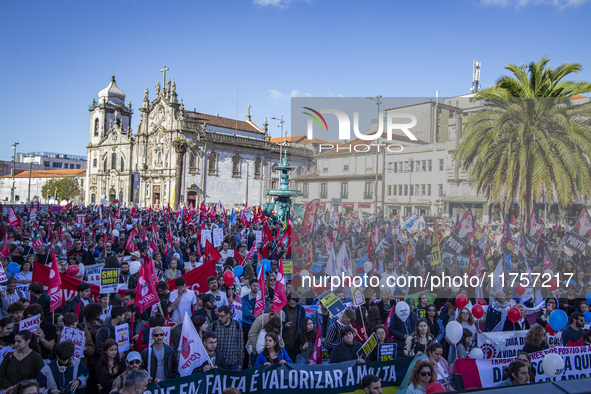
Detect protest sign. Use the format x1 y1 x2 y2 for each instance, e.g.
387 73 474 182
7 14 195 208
76 214 85 227
85 263 104 285
255 230 262 245
212 228 223 248
565 208 591 253
456 346 591 389
100 268 120 293
283 260 292 280
0 265 7 282
402 213 418 230
378 343 397 362
149 326 171 346
61 327 85 359
19 314 40 334
351 287 365 307
201 230 212 248
319 290 347 318
357 333 378 359
477 328 562 359
0 347 13 362
115 323 129 353
145 358 413 394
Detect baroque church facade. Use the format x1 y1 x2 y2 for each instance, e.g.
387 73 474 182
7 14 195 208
85 75 314 208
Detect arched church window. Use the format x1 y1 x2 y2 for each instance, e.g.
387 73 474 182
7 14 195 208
94 119 99 136
207 152 218 176
121 157 124 172
103 158 107 173
254 157 262 179
91 194 96 204
231 153 242 178
111 153 117 170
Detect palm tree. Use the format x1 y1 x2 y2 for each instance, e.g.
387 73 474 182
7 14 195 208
455 57 591 225
172 136 194 209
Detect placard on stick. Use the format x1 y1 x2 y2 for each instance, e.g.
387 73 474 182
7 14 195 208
61 327 85 359
318 290 347 318
100 268 120 293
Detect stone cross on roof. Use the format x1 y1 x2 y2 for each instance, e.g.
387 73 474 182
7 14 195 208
246 104 252 121
160 66 169 86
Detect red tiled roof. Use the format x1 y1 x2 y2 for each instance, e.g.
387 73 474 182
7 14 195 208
1 169 86 178
269 135 338 145
570 94 588 100
184 111 264 135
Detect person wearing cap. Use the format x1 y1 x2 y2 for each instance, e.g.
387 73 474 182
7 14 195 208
329 326 365 364
111 351 144 392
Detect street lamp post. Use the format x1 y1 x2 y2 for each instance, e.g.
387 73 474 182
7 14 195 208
11 142 19 204
367 96 382 215
271 116 285 204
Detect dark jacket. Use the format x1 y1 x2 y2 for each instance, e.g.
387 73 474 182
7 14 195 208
95 317 116 355
329 341 362 364
63 295 89 322
191 349 227 374
502 319 530 331
141 344 180 380
192 308 219 325
388 312 418 358
68 247 94 266
32 292 52 322
95 359 126 394
104 254 121 269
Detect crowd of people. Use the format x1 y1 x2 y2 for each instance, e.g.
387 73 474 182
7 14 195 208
0 203 589 393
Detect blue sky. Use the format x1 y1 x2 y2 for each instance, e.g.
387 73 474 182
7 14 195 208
1 0 590 160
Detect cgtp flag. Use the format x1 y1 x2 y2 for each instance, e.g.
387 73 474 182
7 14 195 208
178 312 210 377
135 263 159 313
272 259 287 314
8 207 21 228
49 251 63 312
308 323 322 365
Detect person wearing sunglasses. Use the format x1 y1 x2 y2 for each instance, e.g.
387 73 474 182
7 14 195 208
407 360 436 394
110 352 144 393
140 327 179 383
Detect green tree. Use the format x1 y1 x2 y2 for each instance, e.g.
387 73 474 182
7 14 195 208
455 57 591 225
41 177 82 202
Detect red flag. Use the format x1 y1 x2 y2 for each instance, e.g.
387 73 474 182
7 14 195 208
543 247 554 272
246 241 257 259
48 251 63 313
204 240 222 267
262 222 273 258
272 259 287 313
200 201 207 214
135 263 159 313
0 231 9 258
385 305 396 342
8 207 21 228
125 229 138 252
511 215 519 226
254 269 267 318
302 200 320 236
234 250 245 266
308 323 323 365
240 211 249 228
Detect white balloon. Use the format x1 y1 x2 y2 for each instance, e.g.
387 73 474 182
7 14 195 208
364 261 373 273
129 261 141 275
450 282 460 293
469 347 484 359
542 353 565 378
300 270 310 278
112 229 119 238
445 321 463 344
395 301 410 322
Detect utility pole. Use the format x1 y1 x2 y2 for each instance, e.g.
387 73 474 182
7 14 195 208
366 96 382 215
11 142 19 204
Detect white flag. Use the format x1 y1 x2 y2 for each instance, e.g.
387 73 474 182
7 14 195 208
336 241 352 277
491 258 504 297
325 243 338 277
178 312 210 377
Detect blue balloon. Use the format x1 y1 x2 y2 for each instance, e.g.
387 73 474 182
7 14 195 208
585 290 591 305
257 264 265 275
585 312 591 324
549 309 568 332
234 265 244 277
7 262 20 274
263 260 271 273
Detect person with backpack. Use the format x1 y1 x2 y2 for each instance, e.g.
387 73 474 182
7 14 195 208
95 306 128 355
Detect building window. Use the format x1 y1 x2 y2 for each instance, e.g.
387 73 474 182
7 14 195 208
410 185 413 196
94 119 99 136
365 157 373 171
76 164 81 169
207 152 218 176
111 153 116 170
428 184 432 196
43 161 49 167
320 183 328 199
409 161 414 172
393 162 398 173
103 159 107 172
93 159 97 168
422 160 427 172
404 185 408 196
428 160 432 171
387 185 392 196
398 185 403 195
52 162 62 168
231 153 242 178
364 182 372 199
421 184 426 196
341 183 348 199
188 151 198 174
393 185 397 196
343 164 349 172
271 179 278 189
416 161 421 173
303 183 308 198
439 159 444 171
91 194 96 204
415 184 419 196
296 166 303 176
120 158 124 172
438 184 444 196
254 157 262 179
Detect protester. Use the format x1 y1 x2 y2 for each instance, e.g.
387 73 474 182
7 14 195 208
111 370 150 394
407 360 436 394
426 342 454 391
329 327 364 364
210 305 244 371
254 332 292 367
95 305 128 355
495 360 530 387
38 340 89 394
361 374 382 394
140 327 179 382
111 351 143 392
0 331 44 390
95 338 126 394
562 311 585 346
294 317 317 364
404 319 435 357
191 331 228 373
456 328 473 359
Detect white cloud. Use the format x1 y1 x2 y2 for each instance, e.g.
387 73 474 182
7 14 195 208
480 0 590 8
268 89 312 100
253 0 293 7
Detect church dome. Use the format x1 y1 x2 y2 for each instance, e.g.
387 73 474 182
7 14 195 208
98 76 126 105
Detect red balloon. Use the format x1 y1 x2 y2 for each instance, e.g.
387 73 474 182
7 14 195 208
515 284 526 296
66 265 79 276
546 323 556 336
426 382 447 394
507 307 521 323
472 304 484 319
547 279 559 292
223 271 235 287
456 295 468 309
